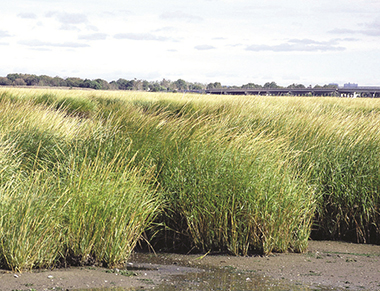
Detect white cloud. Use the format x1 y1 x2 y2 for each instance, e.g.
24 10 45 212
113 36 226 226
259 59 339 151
328 18 380 37
154 26 177 33
195 45 216 50
18 12 37 19
360 19 380 36
45 11 88 25
78 33 108 41
0 30 11 38
246 39 346 52
160 10 203 22
328 28 357 35
114 33 174 42
19 39 90 48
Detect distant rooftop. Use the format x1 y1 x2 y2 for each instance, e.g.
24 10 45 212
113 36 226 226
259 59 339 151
339 83 380 89
343 83 358 88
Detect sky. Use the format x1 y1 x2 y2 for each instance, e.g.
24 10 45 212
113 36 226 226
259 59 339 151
1 0 380 87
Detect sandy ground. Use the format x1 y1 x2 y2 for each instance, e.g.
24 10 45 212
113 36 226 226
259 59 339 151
1 240 380 290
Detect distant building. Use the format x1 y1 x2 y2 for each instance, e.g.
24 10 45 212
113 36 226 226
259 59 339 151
343 83 358 88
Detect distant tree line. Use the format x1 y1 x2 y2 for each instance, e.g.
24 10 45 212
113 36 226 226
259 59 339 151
238 82 338 90
0 73 338 92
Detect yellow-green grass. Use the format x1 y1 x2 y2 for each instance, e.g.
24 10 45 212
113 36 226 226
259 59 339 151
0 91 161 270
0 87 380 270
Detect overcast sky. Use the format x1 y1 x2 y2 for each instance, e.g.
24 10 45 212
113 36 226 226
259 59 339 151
1 0 380 86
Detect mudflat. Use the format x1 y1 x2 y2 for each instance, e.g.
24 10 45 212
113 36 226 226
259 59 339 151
1 240 380 290
185 240 380 290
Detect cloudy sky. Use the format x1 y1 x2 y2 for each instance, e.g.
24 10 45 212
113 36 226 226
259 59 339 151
1 0 380 86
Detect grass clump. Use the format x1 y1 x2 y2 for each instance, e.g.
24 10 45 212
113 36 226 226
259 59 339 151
0 92 161 271
0 171 65 271
233 96 380 243
159 132 314 255
62 154 160 267
293 110 380 243
114 108 314 255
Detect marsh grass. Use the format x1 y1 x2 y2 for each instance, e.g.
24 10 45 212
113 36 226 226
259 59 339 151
233 97 380 243
0 88 379 270
0 171 64 271
130 95 380 246
159 132 314 254
61 153 160 267
292 110 380 243
0 157 160 270
110 104 315 254
0 91 161 270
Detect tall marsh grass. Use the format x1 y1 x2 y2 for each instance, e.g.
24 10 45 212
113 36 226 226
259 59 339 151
0 88 379 270
0 91 161 270
228 96 380 243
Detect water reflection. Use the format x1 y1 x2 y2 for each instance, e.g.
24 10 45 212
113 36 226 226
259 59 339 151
154 266 335 291
74 265 336 291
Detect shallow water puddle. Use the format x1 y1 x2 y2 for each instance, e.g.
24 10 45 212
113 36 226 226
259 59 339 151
72 252 342 290
151 267 309 290
74 265 336 291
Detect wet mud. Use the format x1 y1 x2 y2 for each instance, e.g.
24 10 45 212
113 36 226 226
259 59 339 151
1 240 380 290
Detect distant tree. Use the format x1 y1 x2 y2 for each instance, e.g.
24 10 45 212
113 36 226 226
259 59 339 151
80 79 101 89
174 79 188 91
132 79 143 90
160 78 171 90
287 83 306 89
116 79 136 90
80 79 91 89
94 79 110 90
51 76 67 87
323 84 338 89
149 82 166 92
241 83 262 89
0 77 12 85
206 82 222 89
24 74 40 86
188 83 203 90
79 78 110 90
263 81 281 89
118 79 135 90
66 77 84 88
109 81 119 90
38 75 53 86
195 82 206 90
14 78 26 86
206 83 213 89
6 73 21 82
142 80 150 91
